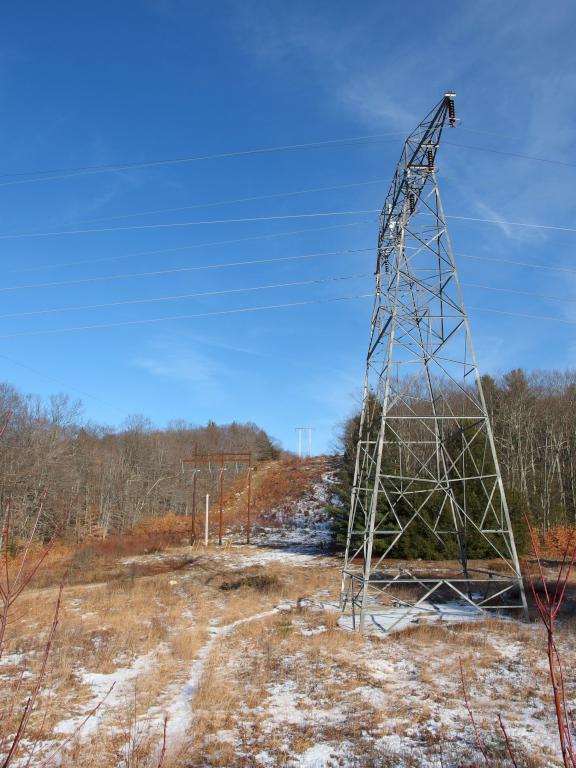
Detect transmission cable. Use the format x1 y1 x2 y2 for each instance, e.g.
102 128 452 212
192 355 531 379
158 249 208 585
1 274 568 322
3 208 576 241
457 252 576 276
446 213 576 234
462 282 574 303
1 294 575 340
0 293 374 339
0 246 374 294
0 272 371 319
1 221 374 276
84 178 389 225
446 141 576 171
469 307 576 325
0 351 125 414
0 209 379 241
0 133 403 188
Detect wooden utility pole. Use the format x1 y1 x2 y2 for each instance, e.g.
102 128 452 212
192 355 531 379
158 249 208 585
246 467 252 545
182 452 252 546
218 467 225 546
190 470 198 545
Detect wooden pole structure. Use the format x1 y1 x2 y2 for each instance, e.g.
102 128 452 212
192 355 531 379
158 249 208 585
246 467 252 545
218 467 224 546
190 470 197 545
204 494 209 546
182 453 252 546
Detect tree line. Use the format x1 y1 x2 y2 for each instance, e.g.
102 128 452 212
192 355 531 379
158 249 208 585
0 382 280 542
332 369 576 557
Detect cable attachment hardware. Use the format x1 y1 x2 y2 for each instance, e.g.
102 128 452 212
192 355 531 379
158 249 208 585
446 93 456 127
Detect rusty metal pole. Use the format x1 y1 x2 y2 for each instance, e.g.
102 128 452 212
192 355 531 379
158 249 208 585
246 466 252 545
218 466 224 546
190 470 197 545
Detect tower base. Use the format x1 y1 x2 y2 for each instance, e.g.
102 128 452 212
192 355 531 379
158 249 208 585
341 564 527 634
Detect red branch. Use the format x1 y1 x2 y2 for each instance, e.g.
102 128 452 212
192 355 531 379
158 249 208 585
498 714 518 768
459 658 490 765
524 513 576 768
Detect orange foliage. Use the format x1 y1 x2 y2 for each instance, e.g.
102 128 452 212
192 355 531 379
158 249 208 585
537 525 576 560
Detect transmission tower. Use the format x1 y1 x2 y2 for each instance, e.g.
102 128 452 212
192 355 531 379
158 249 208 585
341 93 528 633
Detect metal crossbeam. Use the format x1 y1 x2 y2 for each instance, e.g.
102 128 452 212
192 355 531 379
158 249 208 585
340 93 528 633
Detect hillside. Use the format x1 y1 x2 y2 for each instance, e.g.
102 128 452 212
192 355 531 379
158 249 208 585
0 455 574 767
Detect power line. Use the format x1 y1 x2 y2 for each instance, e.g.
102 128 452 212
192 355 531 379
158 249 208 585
0 246 373 294
0 272 569 323
457 251 576 276
0 293 374 339
446 140 576 171
1 221 373 276
0 272 370 319
3 207 576 242
445 213 576 235
470 306 576 325
0 351 125 414
2 241 575 296
0 292 573 341
0 209 379 241
462 281 574 304
0 133 403 188
84 178 389 224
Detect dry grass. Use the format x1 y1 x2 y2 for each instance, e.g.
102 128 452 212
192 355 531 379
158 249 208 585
4 549 568 767
2 457 572 767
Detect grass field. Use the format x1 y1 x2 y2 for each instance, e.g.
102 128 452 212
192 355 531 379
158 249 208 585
1 457 574 767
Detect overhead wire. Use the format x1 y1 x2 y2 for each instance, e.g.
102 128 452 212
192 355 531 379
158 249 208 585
3 125 573 408
462 281 576 304
0 128 574 338
0 293 375 339
0 127 572 193
0 293 575 340
0 247 374 293
0 272 371 319
469 307 576 325
2 208 576 242
0 351 125 414
1 220 375 275
84 178 389 224
446 140 576 171
0 132 404 188
0 264 572 322
444 213 576 235
0 209 380 241
458 252 576 275
2 241 576 296
0 246 374 294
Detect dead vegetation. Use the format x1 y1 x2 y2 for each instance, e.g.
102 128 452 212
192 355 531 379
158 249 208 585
2 458 575 767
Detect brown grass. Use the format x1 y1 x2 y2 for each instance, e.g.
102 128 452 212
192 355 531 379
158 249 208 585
2 457 567 767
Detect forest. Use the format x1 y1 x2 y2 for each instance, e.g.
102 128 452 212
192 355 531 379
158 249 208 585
2 368 575 553
0 381 280 542
333 369 576 556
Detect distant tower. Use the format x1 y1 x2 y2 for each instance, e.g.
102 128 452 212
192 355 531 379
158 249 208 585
295 427 313 458
341 94 527 632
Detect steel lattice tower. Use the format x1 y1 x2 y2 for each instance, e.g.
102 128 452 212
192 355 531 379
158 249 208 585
341 94 528 632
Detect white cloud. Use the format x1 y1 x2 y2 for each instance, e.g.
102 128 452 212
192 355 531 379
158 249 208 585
133 340 227 397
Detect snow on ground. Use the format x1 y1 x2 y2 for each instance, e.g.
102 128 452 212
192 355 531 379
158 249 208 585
338 597 488 634
250 471 337 552
54 646 166 737
156 605 288 749
16 465 574 767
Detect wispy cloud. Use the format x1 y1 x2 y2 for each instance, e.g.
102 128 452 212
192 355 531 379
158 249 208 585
133 339 228 398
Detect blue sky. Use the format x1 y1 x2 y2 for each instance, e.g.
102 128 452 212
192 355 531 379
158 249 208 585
0 1 575 453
